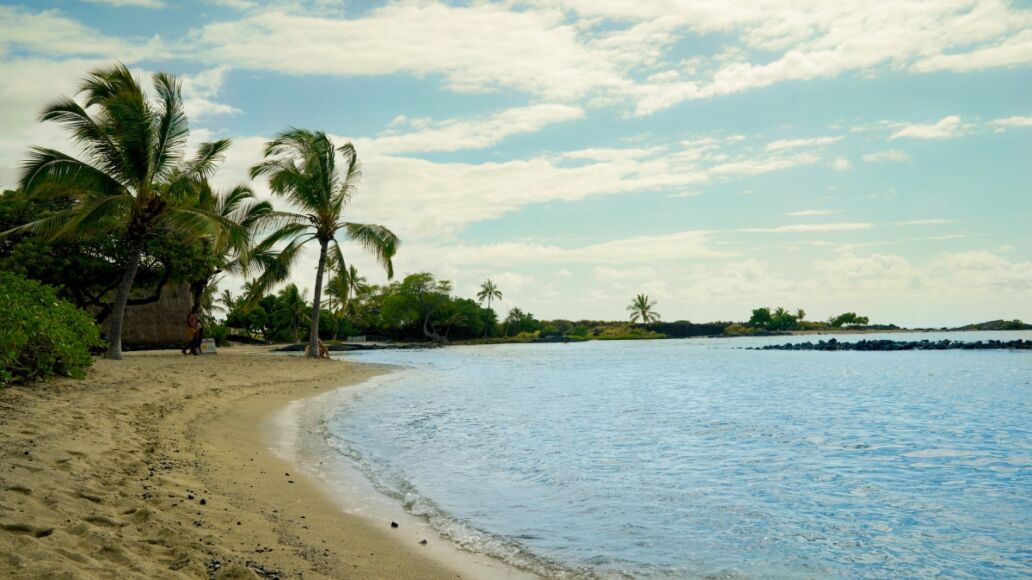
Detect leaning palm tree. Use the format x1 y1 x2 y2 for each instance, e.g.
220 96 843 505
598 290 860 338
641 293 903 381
627 294 660 324
477 279 503 311
3 64 239 359
249 129 399 358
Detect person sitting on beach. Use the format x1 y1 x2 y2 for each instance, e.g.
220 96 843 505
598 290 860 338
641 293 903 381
181 306 204 356
305 339 331 359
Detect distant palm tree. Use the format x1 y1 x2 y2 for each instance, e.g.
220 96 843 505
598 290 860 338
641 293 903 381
627 294 660 324
324 264 368 339
4 64 240 359
249 130 399 358
795 308 806 322
476 279 503 310
218 289 236 314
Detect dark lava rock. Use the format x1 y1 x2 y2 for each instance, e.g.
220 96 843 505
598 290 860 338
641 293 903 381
756 339 1032 352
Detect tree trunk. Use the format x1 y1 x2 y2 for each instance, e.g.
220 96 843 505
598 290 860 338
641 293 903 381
422 311 444 343
484 298 492 337
106 240 145 360
308 240 329 358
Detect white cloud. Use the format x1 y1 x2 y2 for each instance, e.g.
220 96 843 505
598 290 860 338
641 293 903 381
0 5 161 59
890 115 966 140
863 149 911 162
787 209 839 216
896 219 949 226
82 0 165 7
739 223 873 233
558 147 663 161
991 115 1032 128
363 104 584 155
187 4 632 102
182 66 240 119
765 136 842 151
832 157 852 171
912 28 1032 73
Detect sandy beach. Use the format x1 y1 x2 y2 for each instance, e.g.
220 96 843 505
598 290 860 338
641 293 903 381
0 346 519 579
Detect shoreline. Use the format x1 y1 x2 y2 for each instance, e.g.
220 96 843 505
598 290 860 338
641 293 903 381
0 346 528 579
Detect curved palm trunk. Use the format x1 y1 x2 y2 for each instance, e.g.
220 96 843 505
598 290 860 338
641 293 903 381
307 240 329 358
106 240 145 360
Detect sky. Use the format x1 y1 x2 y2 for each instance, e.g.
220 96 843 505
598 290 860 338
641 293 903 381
1 0 1030 327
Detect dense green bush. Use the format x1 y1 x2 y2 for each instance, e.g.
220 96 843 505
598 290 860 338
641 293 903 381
207 324 230 347
0 272 105 386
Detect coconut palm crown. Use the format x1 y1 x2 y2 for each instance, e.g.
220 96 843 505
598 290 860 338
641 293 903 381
476 279 503 310
627 293 661 324
248 129 399 358
4 64 243 360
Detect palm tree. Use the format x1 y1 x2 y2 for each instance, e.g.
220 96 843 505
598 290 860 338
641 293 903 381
476 279 503 311
180 180 273 314
3 64 239 359
324 264 368 339
249 129 399 358
795 308 806 322
627 294 660 324
218 289 236 314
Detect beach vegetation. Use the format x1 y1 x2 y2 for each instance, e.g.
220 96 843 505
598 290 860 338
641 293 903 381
247 129 398 358
324 264 368 339
0 272 105 386
829 312 870 327
2 65 246 360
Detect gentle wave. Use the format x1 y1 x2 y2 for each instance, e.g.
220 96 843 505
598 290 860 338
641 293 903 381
314 415 594 579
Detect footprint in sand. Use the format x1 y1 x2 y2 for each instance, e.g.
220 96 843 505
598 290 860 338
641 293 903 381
1 522 54 538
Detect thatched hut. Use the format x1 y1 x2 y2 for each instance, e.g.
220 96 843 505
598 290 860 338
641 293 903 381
102 283 193 350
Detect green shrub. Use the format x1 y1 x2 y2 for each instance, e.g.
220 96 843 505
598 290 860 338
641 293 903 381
0 272 105 386
208 324 230 347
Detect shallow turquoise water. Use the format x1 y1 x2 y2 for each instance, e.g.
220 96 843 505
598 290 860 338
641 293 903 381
323 332 1032 578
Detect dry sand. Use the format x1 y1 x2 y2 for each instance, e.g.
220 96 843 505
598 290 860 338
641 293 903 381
0 346 520 579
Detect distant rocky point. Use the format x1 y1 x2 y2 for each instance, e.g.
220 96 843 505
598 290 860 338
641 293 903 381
758 338 1031 351
951 319 1032 331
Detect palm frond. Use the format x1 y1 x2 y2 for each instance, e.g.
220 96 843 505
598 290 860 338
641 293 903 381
18 147 125 199
151 72 189 180
342 222 399 278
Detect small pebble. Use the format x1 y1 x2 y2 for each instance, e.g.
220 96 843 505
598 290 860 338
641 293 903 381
419 539 428 545
200 499 207 505
390 521 399 529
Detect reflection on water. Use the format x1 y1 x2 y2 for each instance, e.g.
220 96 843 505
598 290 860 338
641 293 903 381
324 332 1032 578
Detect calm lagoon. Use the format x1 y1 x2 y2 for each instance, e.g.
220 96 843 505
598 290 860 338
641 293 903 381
315 332 1032 578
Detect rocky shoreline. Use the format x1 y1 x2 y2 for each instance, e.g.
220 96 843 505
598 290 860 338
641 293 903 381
757 338 1032 351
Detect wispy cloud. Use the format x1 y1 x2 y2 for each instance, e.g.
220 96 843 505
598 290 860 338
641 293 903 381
787 209 839 217
364 104 585 155
766 136 843 151
739 223 874 234
991 115 1032 129
890 115 967 140
862 149 911 162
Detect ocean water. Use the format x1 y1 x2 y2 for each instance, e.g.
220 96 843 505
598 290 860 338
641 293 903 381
316 332 1032 578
